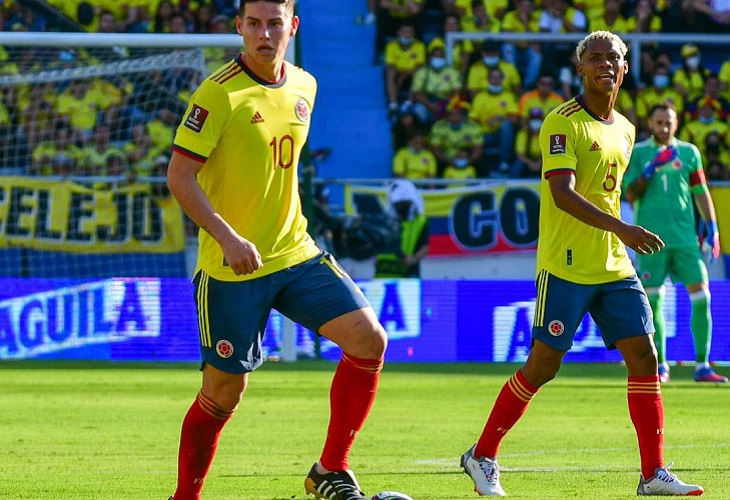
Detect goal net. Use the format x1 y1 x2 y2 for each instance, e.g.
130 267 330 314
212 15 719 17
0 32 243 279
0 33 317 362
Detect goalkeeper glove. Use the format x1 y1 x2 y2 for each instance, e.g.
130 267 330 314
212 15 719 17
699 220 721 262
642 145 678 179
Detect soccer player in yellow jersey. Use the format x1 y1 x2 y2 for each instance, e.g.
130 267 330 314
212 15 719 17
460 31 705 497
165 2 387 500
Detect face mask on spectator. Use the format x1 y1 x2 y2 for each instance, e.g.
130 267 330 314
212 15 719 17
686 56 700 69
488 84 503 93
653 74 669 89
398 36 413 46
699 115 715 124
430 56 446 70
483 56 499 67
529 119 542 131
454 158 469 168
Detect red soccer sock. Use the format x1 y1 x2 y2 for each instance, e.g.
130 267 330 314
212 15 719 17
627 376 664 479
173 391 234 500
320 353 383 471
475 370 538 459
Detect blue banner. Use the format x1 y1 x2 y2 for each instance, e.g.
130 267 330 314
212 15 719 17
1 278 728 364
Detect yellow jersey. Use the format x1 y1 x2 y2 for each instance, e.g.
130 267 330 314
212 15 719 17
173 55 320 281
537 96 636 284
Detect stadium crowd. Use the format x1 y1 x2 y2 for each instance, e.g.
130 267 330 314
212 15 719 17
0 0 240 184
0 0 730 185
378 0 730 182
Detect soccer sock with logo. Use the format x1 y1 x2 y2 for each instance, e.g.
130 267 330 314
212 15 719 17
647 291 666 364
174 391 234 500
627 376 664 479
320 353 383 471
475 370 538 459
689 289 711 364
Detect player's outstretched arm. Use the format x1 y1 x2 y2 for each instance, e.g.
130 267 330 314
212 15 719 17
548 173 664 255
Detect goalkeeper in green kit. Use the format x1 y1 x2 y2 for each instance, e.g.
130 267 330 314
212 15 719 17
624 102 727 383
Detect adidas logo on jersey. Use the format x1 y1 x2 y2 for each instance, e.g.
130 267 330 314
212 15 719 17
589 141 601 151
250 111 264 124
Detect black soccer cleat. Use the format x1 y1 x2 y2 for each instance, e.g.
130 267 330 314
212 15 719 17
304 463 369 500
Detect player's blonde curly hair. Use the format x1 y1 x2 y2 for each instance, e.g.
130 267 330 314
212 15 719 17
575 31 628 61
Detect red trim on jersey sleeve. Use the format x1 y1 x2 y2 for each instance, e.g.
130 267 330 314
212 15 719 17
172 144 207 163
544 168 575 179
689 168 707 187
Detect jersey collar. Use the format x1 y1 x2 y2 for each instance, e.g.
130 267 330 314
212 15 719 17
237 53 288 89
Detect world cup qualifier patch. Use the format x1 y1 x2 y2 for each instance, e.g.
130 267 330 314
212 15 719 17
549 134 566 154
184 104 209 133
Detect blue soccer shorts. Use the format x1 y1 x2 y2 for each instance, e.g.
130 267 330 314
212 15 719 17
193 251 371 374
531 270 654 351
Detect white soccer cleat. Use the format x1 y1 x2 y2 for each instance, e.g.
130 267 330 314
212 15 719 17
637 463 704 496
460 445 507 496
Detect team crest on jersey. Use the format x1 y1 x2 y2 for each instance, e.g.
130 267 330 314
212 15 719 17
216 340 234 358
623 138 632 159
549 134 566 155
295 98 310 123
184 104 209 133
548 320 565 336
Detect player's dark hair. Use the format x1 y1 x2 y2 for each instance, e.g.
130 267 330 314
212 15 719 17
240 0 294 14
649 102 677 117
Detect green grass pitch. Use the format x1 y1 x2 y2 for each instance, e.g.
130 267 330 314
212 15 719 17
2 361 728 499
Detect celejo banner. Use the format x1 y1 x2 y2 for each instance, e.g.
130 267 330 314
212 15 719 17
0 177 185 254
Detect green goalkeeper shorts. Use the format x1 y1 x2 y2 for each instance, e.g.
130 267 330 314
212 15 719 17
637 244 708 288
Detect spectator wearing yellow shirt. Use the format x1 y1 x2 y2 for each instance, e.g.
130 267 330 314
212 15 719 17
146 109 176 157
392 132 438 182
518 73 565 127
454 0 509 21
428 98 484 173
683 74 730 123
673 44 711 102
466 40 522 99
574 0 606 22
443 147 479 185
719 58 730 100
589 0 632 32
78 123 124 177
376 0 425 59
512 107 543 178
679 98 730 168
410 39 462 125
123 123 157 178
55 78 104 145
636 64 684 136
704 131 730 181
432 14 474 80
500 0 543 90
31 121 81 177
459 0 500 35
469 67 519 177
385 23 426 117
631 0 663 33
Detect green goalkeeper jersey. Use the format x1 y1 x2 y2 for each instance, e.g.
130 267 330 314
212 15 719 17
624 137 709 248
